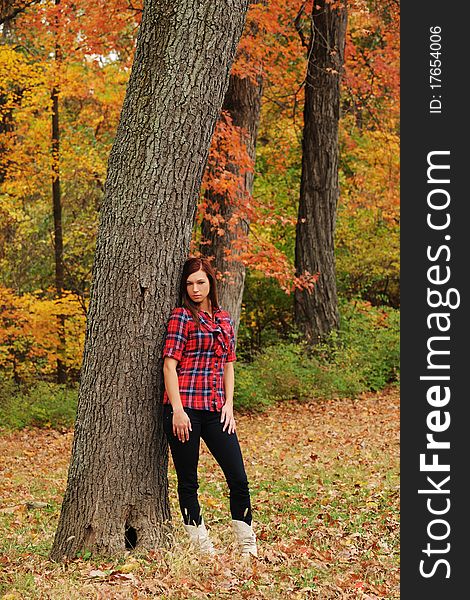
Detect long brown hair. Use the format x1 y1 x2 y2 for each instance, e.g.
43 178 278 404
179 257 219 327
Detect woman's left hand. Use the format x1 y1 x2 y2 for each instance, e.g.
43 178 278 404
220 402 236 434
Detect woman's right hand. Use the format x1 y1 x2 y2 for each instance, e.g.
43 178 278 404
172 408 192 442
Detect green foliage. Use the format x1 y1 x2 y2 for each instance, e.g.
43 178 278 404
336 208 400 307
314 300 400 392
234 343 318 410
251 160 300 264
234 341 358 410
237 269 295 361
0 381 77 430
235 300 399 410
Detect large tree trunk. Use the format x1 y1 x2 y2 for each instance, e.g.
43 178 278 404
200 73 262 333
294 0 347 344
50 0 249 561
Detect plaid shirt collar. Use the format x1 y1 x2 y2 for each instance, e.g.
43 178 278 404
198 306 221 319
197 307 229 354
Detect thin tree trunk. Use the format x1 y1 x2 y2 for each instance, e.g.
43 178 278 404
51 0 66 383
294 0 347 344
51 80 67 383
200 73 262 333
0 94 14 185
49 0 248 561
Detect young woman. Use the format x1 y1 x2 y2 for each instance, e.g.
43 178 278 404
162 256 257 557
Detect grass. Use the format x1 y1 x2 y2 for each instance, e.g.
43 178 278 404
0 382 78 430
0 387 399 599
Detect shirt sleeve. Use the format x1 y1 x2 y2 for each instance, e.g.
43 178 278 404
226 317 237 362
162 307 189 362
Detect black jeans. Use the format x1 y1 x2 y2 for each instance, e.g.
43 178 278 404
163 404 252 526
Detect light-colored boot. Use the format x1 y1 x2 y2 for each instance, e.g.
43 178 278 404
183 517 216 555
231 519 258 557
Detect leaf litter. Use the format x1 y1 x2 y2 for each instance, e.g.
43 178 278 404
0 386 399 598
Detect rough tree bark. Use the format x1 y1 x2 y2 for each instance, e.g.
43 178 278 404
294 0 347 344
200 72 262 334
49 0 249 561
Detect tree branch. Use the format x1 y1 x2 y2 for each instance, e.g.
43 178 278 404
294 0 310 48
0 0 39 26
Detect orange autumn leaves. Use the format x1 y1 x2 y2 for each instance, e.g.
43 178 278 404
198 0 399 288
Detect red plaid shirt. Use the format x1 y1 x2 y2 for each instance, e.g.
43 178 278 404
162 306 236 411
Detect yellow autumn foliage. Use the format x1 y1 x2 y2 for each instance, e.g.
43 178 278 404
0 286 86 382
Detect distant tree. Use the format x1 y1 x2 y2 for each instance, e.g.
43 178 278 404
200 71 263 333
199 0 304 332
294 0 348 343
50 0 249 560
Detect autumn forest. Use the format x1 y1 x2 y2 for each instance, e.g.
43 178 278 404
0 0 399 384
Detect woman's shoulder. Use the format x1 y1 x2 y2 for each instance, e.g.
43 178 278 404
169 306 191 320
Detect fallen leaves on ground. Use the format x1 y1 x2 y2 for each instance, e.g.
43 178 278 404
0 387 399 599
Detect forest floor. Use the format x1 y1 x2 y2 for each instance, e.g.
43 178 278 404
0 387 399 599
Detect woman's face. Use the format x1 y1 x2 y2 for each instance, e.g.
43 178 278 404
186 269 210 304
